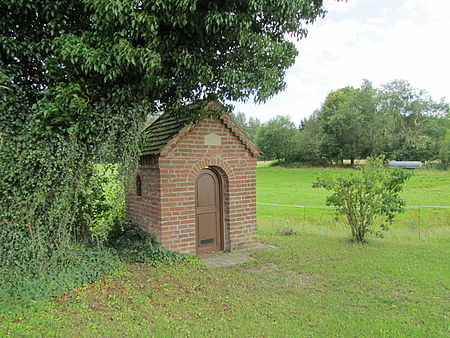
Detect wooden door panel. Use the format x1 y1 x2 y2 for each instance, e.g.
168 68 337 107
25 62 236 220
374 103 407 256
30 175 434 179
196 174 215 207
197 213 217 247
195 169 222 253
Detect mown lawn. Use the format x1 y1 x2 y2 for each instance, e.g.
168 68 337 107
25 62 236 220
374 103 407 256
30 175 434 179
2 234 448 336
256 164 450 207
1 167 449 336
257 166 450 240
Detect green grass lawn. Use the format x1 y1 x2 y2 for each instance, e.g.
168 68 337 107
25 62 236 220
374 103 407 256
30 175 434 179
1 167 449 336
2 234 448 336
256 164 450 207
257 166 450 240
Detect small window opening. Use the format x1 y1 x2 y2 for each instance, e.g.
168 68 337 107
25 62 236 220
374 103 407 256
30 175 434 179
136 175 142 196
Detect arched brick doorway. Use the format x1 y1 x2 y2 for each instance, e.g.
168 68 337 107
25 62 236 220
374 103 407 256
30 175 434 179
195 168 223 253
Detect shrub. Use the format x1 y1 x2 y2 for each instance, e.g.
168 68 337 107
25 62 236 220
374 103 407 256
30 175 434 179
0 220 194 316
437 138 450 170
313 156 411 242
108 220 194 265
0 241 123 315
81 164 126 241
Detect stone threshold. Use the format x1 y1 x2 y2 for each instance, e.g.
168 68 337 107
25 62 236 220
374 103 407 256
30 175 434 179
199 242 277 268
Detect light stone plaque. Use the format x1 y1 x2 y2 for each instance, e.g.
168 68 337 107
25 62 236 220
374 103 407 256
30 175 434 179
204 133 221 146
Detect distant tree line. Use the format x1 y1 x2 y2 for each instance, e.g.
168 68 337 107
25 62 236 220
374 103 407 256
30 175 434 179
234 80 450 167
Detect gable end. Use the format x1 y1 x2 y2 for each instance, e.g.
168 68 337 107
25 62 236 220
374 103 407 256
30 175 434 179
142 102 262 157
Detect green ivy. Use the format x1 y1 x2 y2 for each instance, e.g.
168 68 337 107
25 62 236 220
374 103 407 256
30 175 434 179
108 220 195 265
0 221 194 316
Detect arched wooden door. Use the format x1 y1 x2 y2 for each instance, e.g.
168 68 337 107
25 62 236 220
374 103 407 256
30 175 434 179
195 168 223 253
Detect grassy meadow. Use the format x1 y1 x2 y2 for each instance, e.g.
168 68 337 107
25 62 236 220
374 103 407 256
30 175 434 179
1 166 449 336
256 164 450 241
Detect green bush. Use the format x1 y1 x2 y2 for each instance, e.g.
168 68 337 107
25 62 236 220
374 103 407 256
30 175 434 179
437 138 450 170
0 220 194 316
313 156 411 242
278 161 326 168
108 220 194 264
81 164 126 241
0 241 123 316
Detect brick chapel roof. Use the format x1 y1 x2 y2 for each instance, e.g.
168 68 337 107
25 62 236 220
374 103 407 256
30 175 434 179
142 101 261 157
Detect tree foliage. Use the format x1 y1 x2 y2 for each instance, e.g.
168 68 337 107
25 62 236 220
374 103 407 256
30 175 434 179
313 157 411 243
291 112 325 165
231 111 261 141
317 83 376 164
376 80 448 161
293 80 449 165
256 115 298 161
0 1 327 272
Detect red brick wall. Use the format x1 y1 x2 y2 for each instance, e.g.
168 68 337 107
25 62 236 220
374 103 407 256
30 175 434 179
126 118 258 254
125 157 162 240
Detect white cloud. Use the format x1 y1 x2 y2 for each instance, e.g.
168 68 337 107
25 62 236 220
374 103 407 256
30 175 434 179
324 0 364 13
402 0 450 20
232 0 450 125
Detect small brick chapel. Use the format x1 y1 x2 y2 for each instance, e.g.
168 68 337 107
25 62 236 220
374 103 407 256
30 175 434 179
126 101 261 254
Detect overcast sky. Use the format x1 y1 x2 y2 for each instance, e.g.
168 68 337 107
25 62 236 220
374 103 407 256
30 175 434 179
231 0 450 125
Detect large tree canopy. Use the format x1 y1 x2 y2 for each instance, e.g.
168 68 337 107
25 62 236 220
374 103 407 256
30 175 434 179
376 80 448 161
0 0 327 271
298 80 449 165
317 81 376 164
1 0 326 111
256 115 298 161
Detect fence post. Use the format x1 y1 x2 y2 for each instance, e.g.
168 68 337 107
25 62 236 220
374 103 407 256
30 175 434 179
417 206 421 240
